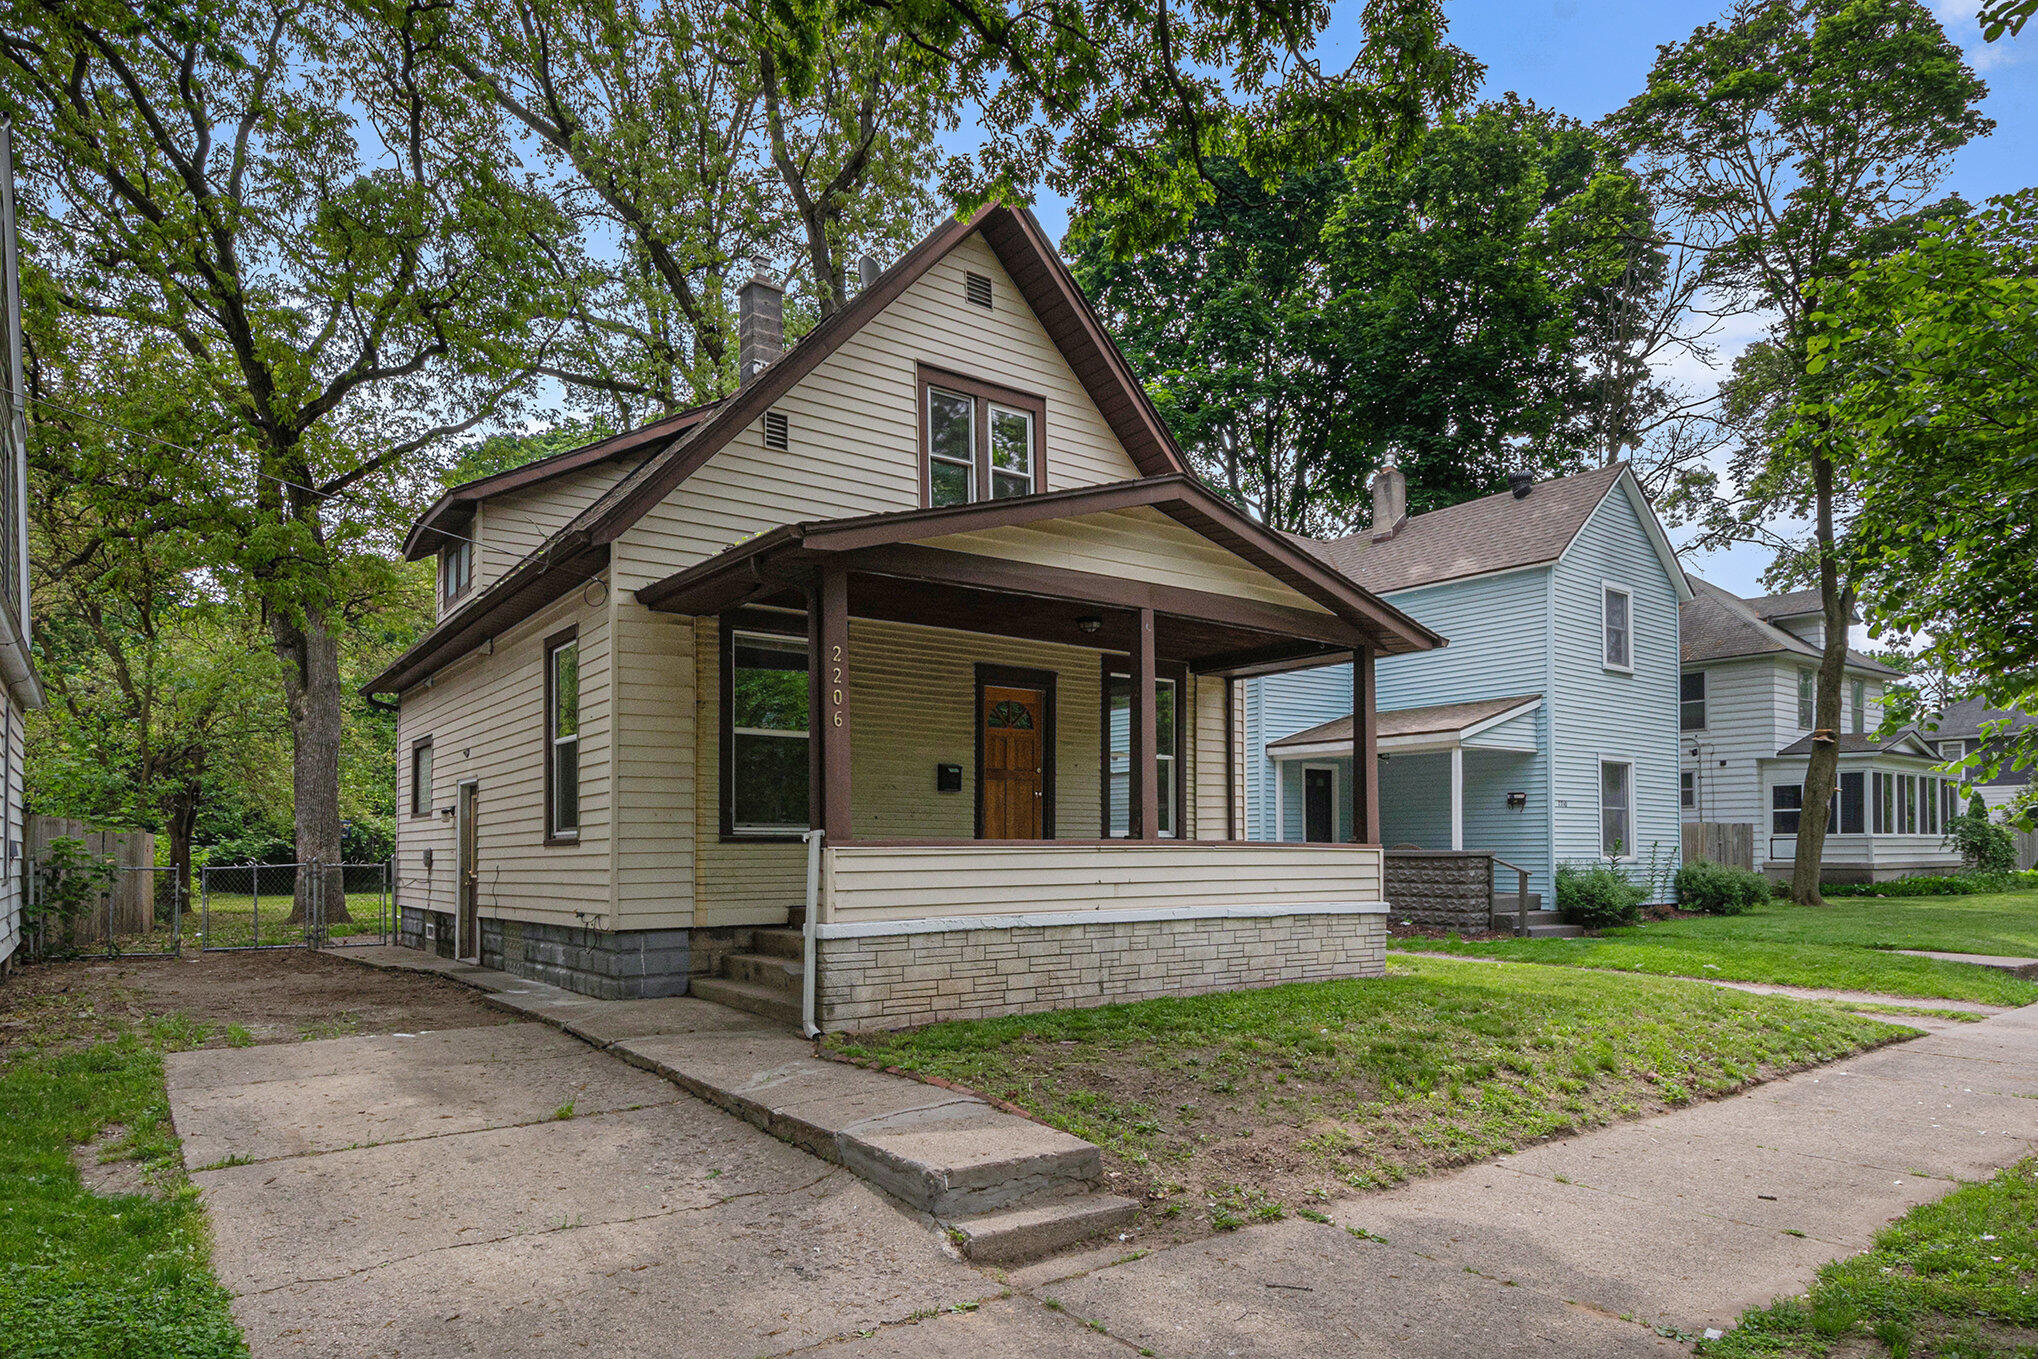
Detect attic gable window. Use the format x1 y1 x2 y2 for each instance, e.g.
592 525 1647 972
1602 585 1632 671
763 409 789 450
919 366 1046 507
439 539 471 605
965 271 994 309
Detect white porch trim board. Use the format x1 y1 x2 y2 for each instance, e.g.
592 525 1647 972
813 900 1389 939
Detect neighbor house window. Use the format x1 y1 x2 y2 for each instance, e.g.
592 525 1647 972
1839 771 1865 834
1681 769 1697 810
410 738 434 817
1773 783 1803 834
545 632 579 839
1603 587 1632 670
1680 671 1706 731
727 629 810 834
1874 772 1891 834
1902 775 1917 833
1850 679 1866 735
1600 759 1634 857
440 539 471 604
1797 669 1816 729
1103 666 1182 837
920 369 1044 507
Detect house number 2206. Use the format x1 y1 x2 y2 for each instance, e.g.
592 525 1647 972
830 644 844 726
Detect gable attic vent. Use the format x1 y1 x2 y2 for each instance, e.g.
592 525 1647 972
763 409 789 450
965 271 994 310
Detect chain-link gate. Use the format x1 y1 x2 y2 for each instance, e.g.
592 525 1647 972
197 860 393 951
23 862 187 960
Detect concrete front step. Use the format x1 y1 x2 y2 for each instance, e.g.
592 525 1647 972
749 927 806 961
722 950 802 989
946 1192 1140 1264
690 976 802 1026
1490 910 1585 939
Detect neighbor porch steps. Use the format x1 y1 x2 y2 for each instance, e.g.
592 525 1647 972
684 923 1137 1262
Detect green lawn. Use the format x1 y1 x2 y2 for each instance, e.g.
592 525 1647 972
0 1025 245 1358
1705 1158 2038 1358
1393 891 2038 1006
828 956 1906 1236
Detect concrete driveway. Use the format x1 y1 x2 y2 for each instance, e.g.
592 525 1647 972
164 974 2038 1358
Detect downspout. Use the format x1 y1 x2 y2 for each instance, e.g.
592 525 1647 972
800 828 823 1038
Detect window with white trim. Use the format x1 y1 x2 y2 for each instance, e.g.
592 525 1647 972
1680 769 1696 810
1104 673 1180 837
410 738 433 817
1797 668 1816 729
547 636 579 837
728 630 810 833
1839 770 1865 834
1600 759 1634 857
1850 678 1866 735
1680 671 1706 730
1603 587 1632 670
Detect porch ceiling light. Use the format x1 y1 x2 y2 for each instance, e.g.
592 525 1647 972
1076 615 1103 634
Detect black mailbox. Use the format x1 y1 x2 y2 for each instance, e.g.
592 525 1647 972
936 763 963 792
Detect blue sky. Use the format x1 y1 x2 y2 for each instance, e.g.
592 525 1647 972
1014 0 2034 606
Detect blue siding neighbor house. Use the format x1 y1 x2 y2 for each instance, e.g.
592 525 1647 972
1245 463 1692 907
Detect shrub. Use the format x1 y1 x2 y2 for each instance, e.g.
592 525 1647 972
1674 860 1772 915
1945 807 2016 874
1822 870 2038 898
1555 864 1648 928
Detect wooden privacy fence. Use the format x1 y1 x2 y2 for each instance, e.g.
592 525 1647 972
27 816 160 944
1683 821 1755 872
2014 825 2038 873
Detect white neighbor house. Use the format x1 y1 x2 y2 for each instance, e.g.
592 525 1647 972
1680 579 1960 883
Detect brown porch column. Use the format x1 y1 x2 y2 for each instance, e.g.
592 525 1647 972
1133 606 1159 840
814 565 852 842
1351 646 1379 843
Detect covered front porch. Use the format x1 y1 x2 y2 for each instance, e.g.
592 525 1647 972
636 476 1441 1029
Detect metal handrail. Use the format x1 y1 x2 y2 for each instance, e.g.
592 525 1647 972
1491 857 1534 938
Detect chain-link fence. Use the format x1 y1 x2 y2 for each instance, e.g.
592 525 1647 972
196 860 393 951
23 862 187 961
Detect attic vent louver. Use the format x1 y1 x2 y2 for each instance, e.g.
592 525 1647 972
965 271 993 310
763 410 789 450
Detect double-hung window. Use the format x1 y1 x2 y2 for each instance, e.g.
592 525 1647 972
1103 667 1181 837
922 370 1044 506
440 540 471 605
728 629 810 834
1797 668 1816 729
1679 672 1706 730
546 633 579 839
1600 759 1634 857
410 738 434 818
1839 771 1865 834
1850 679 1866 735
1603 587 1632 671
1773 783 1803 834
1680 769 1697 810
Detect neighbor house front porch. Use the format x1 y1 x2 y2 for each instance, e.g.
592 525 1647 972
637 477 1440 1030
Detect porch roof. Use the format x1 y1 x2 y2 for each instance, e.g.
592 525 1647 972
1772 730 1940 760
634 475 1445 672
1270 693 1544 757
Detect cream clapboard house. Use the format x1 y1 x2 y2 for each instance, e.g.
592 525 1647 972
368 206 1440 1032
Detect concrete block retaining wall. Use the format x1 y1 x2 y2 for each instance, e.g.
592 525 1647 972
1382 851 1493 931
480 918 693 999
815 910 1387 1032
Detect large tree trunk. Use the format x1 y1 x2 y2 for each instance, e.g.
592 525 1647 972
1789 451 1850 907
164 784 198 922
272 604 353 926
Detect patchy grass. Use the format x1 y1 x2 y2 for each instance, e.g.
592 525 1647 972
827 956 1906 1240
1704 1158 2038 1358
0 1026 245 1358
1393 892 2038 1006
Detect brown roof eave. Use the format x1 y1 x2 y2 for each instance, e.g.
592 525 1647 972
365 533 609 696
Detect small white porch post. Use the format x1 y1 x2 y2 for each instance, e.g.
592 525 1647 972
1272 757 1285 842
1449 745 1464 851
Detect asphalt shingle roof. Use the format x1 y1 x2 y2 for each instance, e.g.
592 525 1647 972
1681 576 1902 676
1269 694 1544 749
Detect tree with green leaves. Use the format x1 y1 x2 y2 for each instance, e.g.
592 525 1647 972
1070 99 1665 532
1608 0 1990 905
1799 190 2038 804
2 0 562 912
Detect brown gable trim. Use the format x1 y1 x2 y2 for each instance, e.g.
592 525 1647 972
400 402 721 561
363 534 609 695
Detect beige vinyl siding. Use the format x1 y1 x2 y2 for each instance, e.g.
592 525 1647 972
693 616 806 927
610 598 697 929
610 231 1147 593
1193 675 1229 840
396 589 612 928
468 463 625 599
0 692 23 967
921 507 1334 613
820 843 1384 924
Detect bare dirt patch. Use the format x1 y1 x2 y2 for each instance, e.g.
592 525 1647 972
69 1124 159 1199
1 948 511 1058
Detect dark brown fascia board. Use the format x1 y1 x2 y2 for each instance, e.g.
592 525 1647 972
364 534 609 695
1190 639 1353 677
977 207 1187 480
799 474 1193 551
400 403 720 561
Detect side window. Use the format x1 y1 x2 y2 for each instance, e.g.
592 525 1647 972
440 539 471 606
1797 668 1816 729
1602 587 1632 670
410 738 434 817
1103 669 1182 837
1680 769 1696 810
1839 771 1865 834
1772 783 1803 834
1679 671 1706 731
1600 759 1634 856
727 629 811 834
546 634 580 839
1850 678 1865 735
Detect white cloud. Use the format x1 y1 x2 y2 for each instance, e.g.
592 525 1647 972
1934 0 2025 73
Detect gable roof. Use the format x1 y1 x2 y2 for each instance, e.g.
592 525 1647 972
1745 588 1826 622
369 205 1200 694
1681 576 1902 675
1928 696 2038 743
1774 730 1938 759
1295 464 1690 600
1268 693 1544 752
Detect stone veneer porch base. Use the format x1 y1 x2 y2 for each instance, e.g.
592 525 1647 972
814 909 1387 1032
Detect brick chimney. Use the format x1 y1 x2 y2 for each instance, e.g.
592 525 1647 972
737 256 783 386
1371 459 1408 542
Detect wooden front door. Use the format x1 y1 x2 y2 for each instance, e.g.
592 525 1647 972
981 684 1046 839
